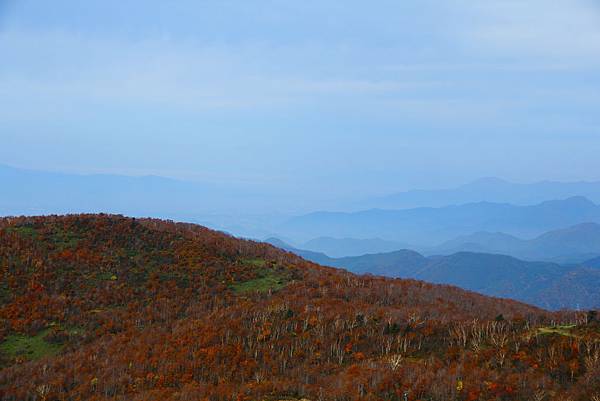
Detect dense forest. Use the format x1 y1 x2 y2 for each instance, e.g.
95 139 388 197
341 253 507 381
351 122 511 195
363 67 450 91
0 215 599 400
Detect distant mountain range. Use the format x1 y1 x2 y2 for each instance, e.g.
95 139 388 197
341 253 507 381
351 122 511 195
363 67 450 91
279 222 600 263
0 164 217 216
0 164 293 239
266 237 600 310
281 196 600 245
359 177 600 210
427 222 600 263
298 236 411 258
5 164 600 262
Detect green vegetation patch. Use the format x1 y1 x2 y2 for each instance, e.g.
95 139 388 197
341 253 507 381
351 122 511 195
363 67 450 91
50 227 82 251
95 271 118 281
0 325 85 366
5 225 81 250
242 258 267 268
6 226 38 239
538 324 576 337
0 328 63 362
231 268 288 294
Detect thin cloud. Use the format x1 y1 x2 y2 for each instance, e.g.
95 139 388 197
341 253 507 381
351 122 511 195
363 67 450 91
461 0 600 65
0 29 454 114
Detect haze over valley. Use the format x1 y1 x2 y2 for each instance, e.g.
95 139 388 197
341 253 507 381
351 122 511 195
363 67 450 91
4 162 600 311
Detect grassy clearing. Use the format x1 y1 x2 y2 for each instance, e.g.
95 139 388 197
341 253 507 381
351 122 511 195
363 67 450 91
0 326 84 365
232 269 288 294
242 258 267 268
538 324 576 337
0 329 63 362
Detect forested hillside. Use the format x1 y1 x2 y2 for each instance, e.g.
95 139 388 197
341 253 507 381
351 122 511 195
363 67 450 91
1 215 599 400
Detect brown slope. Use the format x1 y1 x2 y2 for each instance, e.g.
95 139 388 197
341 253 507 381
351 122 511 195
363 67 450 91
0 215 597 401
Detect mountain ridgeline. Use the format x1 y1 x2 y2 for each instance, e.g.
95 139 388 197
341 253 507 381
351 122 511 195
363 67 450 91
5 164 600 246
1 215 600 401
285 223 600 264
280 196 600 245
359 177 600 209
266 238 600 310
428 222 600 263
301 236 412 258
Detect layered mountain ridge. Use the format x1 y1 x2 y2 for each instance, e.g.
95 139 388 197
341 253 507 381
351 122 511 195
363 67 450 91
266 238 600 310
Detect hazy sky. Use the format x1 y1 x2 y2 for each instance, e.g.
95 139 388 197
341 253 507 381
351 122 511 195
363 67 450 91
1 0 599 201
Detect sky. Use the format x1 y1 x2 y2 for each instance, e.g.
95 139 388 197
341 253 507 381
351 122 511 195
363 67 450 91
1 0 600 205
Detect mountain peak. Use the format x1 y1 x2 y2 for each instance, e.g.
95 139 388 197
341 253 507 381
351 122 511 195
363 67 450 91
264 237 293 249
567 195 596 204
541 196 597 208
568 222 600 230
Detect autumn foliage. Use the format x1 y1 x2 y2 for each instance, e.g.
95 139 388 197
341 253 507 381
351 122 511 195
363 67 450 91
0 215 599 400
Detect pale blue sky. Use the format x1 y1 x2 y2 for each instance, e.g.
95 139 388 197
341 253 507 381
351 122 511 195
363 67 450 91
1 0 599 204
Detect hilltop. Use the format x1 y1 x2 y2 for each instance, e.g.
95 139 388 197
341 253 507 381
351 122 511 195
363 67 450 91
1 215 599 400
